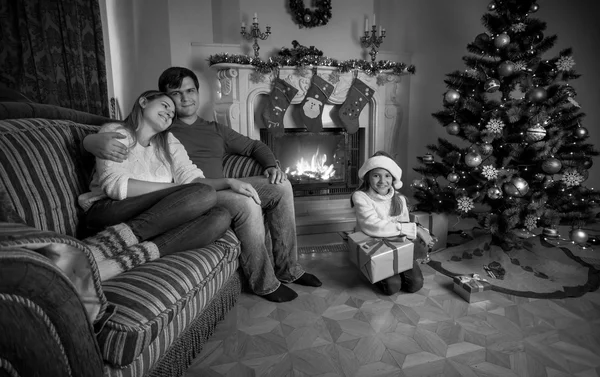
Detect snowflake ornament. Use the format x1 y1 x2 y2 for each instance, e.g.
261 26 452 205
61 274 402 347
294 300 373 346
465 68 479 77
513 61 526 71
524 215 538 231
511 23 527 32
457 196 474 212
556 56 575 71
482 165 498 180
486 118 505 134
561 169 584 187
249 71 265 84
328 71 341 84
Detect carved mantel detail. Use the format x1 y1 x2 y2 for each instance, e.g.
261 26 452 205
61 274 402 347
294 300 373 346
210 63 408 160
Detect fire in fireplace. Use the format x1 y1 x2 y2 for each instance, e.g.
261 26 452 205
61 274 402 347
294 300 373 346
261 128 361 197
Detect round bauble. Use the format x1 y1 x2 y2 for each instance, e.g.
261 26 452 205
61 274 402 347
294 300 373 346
488 2 497 11
498 61 515 77
303 14 312 23
527 87 547 103
487 186 502 200
529 3 539 13
444 89 461 104
446 122 460 135
570 228 588 244
542 227 559 238
503 177 529 197
583 159 593 169
475 33 491 45
542 157 562 174
573 126 588 139
494 33 511 48
465 152 483 167
480 142 493 155
526 125 547 142
447 172 460 183
422 153 434 164
484 78 501 93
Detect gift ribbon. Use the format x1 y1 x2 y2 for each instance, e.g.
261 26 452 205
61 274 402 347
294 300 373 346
360 237 404 281
456 274 488 292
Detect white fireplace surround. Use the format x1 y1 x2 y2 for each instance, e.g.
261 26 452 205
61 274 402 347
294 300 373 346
208 62 410 164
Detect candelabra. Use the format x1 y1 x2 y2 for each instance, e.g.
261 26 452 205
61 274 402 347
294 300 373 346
240 18 271 58
360 26 386 62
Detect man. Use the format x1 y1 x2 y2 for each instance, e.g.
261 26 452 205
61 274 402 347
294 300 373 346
84 67 321 302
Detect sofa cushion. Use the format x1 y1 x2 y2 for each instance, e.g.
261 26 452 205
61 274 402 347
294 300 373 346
223 153 264 178
0 118 98 237
97 229 240 367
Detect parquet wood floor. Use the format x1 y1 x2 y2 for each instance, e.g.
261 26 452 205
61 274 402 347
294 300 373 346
186 250 600 377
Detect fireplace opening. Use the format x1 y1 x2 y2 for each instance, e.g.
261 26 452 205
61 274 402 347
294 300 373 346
261 128 361 197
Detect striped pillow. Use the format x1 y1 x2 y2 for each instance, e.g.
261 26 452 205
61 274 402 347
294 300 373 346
0 118 98 238
222 153 264 178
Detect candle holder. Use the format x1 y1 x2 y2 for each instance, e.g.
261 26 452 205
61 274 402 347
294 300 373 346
241 21 271 58
360 26 386 62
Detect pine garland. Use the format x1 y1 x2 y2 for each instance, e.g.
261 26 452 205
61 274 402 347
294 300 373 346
289 0 332 28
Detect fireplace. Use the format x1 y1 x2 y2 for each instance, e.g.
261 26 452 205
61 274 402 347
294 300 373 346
260 128 361 197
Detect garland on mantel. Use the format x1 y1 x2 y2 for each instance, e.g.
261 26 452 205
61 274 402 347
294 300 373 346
207 53 416 77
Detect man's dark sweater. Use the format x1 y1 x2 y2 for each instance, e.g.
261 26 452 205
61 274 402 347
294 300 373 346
170 118 277 178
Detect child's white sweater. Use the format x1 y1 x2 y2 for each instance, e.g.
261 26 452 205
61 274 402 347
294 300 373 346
352 188 417 238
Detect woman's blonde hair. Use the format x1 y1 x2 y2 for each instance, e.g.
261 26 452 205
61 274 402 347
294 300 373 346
121 90 174 167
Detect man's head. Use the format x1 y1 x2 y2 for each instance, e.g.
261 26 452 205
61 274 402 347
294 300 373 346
158 67 200 123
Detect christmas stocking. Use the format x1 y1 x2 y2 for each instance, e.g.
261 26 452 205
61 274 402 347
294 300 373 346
339 78 374 134
262 77 298 136
300 74 335 132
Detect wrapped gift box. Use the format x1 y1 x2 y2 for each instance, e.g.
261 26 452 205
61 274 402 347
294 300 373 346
410 211 448 251
453 274 492 303
347 231 414 283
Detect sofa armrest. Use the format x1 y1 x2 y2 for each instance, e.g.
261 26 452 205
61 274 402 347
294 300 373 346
223 154 265 178
0 247 104 377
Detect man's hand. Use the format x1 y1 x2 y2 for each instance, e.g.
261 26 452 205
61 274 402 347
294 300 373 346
83 132 128 162
229 179 261 205
264 167 287 184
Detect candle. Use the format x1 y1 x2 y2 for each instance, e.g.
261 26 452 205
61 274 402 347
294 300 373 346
379 25 382 36
365 18 368 32
241 21 245 28
253 12 258 23
382 28 386 36
372 14 376 26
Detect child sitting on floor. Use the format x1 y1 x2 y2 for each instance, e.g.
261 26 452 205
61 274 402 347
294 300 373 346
351 151 436 295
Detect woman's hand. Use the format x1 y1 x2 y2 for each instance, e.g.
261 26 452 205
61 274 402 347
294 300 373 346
228 179 261 205
83 132 129 162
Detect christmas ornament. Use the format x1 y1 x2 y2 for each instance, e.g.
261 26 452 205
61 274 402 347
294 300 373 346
511 23 526 33
482 165 498 180
503 177 529 197
465 152 483 167
484 78 500 93
446 122 460 135
339 77 374 134
422 153 434 164
543 175 555 188
570 228 588 244
447 172 460 183
556 56 575 71
573 126 588 139
300 73 335 132
457 196 474 212
525 125 547 142
494 33 510 48
444 89 460 104
527 87 547 103
524 215 538 231
487 2 497 11
583 159 593 169
529 3 539 12
498 61 515 77
542 227 559 238
487 186 502 199
562 169 584 187
542 158 562 174
486 118 504 134
412 179 426 189
480 142 493 155
261 78 299 136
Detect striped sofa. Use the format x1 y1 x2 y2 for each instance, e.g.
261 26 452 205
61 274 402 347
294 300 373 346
0 102 264 377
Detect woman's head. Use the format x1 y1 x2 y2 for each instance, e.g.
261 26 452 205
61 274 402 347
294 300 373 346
125 90 175 135
357 151 403 195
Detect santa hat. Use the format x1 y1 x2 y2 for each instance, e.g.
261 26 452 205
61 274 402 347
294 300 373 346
358 155 403 189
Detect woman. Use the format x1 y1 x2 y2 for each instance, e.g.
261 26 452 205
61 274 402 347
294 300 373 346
79 90 234 281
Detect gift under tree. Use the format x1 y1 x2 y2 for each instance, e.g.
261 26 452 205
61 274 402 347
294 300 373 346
411 0 599 249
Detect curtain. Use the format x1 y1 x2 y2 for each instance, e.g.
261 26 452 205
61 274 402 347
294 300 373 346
0 0 109 116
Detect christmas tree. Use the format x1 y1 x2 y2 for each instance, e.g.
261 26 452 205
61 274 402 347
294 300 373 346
411 0 599 248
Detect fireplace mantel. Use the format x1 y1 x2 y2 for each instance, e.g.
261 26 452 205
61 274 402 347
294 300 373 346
210 63 410 161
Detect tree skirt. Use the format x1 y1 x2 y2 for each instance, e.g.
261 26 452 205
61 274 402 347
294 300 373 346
427 234 600 299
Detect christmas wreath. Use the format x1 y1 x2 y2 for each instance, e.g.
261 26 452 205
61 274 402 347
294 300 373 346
289 0 332 28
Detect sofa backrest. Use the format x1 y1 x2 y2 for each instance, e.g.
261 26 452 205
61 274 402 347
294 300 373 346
0 118 100 237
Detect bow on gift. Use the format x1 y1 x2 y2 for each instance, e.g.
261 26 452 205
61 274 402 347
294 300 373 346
457 274 488 291
360 236 405 281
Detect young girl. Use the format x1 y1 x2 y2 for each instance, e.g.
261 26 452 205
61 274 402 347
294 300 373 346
78 90 233 281
351 151 435 295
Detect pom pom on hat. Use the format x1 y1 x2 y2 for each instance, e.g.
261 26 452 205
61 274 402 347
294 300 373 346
358 155 403 189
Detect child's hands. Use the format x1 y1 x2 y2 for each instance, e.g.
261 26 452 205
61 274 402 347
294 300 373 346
416 225 437 248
